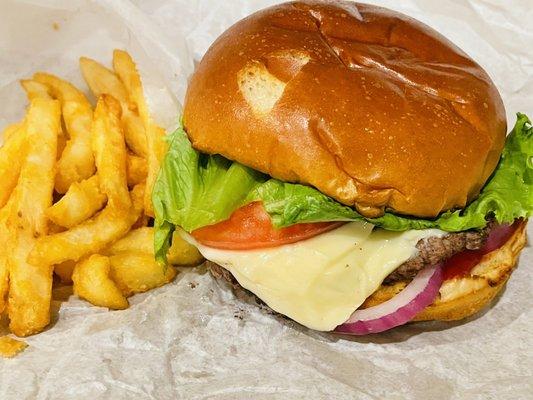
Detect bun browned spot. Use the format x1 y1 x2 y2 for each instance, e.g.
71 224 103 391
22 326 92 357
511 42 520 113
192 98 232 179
183 0 506 218
207 221 527 326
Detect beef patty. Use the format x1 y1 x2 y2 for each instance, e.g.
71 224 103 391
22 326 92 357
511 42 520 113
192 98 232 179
208 224 492 289
383 225 490 284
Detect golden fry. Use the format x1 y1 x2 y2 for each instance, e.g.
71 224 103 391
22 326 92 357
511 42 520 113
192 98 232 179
54 260 76 284
122 112 148 158
28 184 144 266
109 253 177 297
20 79 52 100
79 57 129 102
33 72 94 193
20 79 67 158
113 50 167 216
0 123 26 209
0 202 12 314
72 255 128 310
167 232 204 265
46 175 106 228
0 336 28 358
92 95 131 209
107 227 203 265
7 98 59 337
80 56 148 157
1 121 23 143
126 154 147 187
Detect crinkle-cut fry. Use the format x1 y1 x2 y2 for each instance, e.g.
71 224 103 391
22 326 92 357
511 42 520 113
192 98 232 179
20 79 52 100
28 184 144 266
113 50 167 216
106 227 203 266
0 336 28 358
33 72 95 193
72 254 128 310
46 175 106 229
7 98 59 337
92 95 131 209
109 253 177 297
0 123 26 209
80 56 148 157
126 154 147 187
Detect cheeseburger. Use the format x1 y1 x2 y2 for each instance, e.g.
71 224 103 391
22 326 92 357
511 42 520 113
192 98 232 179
153 1 531 334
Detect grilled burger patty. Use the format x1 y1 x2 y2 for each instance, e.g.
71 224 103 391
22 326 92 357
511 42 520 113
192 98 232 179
383 225 490 284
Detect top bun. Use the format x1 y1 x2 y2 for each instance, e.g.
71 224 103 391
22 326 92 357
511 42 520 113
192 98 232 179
183 0 506 218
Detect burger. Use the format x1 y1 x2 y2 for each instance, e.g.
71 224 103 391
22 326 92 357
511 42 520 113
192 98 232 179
152 1 531 334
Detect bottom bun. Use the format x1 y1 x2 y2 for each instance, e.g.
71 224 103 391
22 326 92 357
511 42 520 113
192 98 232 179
363 221 527 321
207 221 527 327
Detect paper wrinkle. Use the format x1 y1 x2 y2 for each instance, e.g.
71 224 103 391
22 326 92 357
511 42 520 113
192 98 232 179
0 1 532 399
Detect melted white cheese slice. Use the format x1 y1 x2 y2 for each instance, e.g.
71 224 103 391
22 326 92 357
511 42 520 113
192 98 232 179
189 222 443 331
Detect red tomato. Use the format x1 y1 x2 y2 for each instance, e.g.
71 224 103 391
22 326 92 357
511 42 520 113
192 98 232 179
191 202 345 250
442 220 522 280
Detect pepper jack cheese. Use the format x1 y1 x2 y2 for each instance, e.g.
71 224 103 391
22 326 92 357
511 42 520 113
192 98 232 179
189 222 443 331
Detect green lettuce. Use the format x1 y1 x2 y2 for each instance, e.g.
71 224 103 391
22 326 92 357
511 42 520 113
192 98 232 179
153 114 532 263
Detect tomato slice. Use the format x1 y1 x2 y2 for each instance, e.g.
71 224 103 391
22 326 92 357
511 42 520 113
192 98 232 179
191 202 344 250
442 220 522 280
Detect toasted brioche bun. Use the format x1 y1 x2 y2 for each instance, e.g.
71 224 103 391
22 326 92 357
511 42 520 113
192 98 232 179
184 0 506 218
207 221 527 325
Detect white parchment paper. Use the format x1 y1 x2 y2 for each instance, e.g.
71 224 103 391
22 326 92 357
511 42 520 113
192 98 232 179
0 1 532 399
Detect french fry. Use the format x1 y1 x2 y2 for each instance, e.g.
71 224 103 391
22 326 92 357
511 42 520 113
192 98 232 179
46 175 106 228
20 79 67 158
126 154 147 187
107 227 203 265
54 260 76 284
80 56 148 157
113 50 167 216
33 72 94 193
46 153 144 229
0 123 26 209
72 254 128 310
7 98 59 337
20 79 52 100
0 336 28 358
0 201 13 314
79 57 129 102
28 184 144 266
92 95 131 209
109 253 177 297
122 112 148 158
1 122 23 143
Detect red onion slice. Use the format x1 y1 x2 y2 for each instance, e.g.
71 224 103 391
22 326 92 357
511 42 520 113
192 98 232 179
335 263 443 335
482 222 516 253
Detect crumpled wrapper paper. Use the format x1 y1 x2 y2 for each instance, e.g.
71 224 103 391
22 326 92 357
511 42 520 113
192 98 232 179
0 0 532 399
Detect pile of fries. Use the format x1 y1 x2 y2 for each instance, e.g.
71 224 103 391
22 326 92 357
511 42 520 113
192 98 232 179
0 50 202 357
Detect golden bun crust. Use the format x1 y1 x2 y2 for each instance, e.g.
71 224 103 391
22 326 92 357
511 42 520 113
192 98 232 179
362 221 528 321
184 0 506 217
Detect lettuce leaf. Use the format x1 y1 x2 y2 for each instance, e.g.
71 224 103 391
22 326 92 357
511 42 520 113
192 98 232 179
152 124 266 262
153 114 532 263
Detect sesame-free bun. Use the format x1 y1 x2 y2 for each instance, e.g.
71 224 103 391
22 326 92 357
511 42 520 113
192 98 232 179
183 0 507 218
